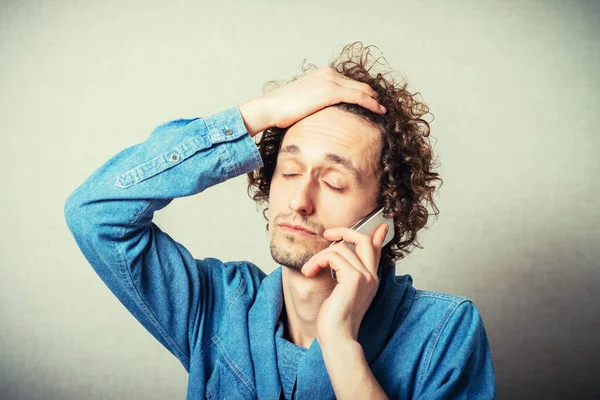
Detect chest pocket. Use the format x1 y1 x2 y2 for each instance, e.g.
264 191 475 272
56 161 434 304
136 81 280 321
206 357 255 400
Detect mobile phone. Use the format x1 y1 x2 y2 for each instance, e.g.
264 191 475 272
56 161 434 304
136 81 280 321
328 206 395 280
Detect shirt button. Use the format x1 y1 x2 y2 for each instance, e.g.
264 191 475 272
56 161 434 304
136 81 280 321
224 128 233 136
168 153 180 162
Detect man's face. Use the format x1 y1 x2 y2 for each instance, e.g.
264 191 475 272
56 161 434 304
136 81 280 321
268 106 382 272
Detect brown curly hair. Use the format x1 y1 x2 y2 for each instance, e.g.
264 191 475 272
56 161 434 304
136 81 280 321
246 42 443 267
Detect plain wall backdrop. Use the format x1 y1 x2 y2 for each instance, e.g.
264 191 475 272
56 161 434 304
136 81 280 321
1 0 598 399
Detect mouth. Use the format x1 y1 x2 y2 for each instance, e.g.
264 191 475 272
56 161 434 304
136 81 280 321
279 223 316 236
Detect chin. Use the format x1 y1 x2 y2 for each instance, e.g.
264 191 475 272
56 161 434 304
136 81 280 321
269 236 314 272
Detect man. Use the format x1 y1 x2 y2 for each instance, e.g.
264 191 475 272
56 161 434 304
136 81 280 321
65 43 496 399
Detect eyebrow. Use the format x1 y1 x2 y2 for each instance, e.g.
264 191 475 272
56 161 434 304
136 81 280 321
278 144 364 185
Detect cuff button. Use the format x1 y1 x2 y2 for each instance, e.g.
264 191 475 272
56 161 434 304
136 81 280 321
169 153 180 162
224 128 234 136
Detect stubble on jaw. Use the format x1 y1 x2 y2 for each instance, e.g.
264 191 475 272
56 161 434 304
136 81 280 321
269 228 323 272
269 212 325 272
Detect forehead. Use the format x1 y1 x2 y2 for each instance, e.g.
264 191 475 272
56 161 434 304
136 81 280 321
278 107 381 179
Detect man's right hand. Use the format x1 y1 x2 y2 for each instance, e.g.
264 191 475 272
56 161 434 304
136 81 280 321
238 67 386 137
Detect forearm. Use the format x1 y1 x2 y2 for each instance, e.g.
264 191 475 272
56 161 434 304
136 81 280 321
65 107 261 236
64 106 262 282
320 338 389 400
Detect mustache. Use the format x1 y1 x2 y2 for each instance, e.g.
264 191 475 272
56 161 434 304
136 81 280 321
275 214 322 234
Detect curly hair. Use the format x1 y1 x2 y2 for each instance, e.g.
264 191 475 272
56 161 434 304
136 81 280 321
246 41 443 267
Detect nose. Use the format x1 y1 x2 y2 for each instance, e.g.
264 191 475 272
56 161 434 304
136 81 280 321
288 177 314 215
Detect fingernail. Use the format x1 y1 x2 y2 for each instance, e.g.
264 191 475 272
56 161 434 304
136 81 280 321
379 104 387 113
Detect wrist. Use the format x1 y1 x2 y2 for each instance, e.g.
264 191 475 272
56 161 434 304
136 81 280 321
238 97 273 137
318 334 359 352
319 338 365 377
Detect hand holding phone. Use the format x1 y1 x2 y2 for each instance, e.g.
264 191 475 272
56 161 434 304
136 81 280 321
328 206 395 280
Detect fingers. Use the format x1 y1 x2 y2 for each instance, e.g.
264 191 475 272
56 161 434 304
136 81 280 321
324 226 375 266
301 245 349 278
324 224 388 273
334 74 379 99
301 224 389 282
336 87 386 115
322 242 366 276
314 67 386 114
302 246 376 286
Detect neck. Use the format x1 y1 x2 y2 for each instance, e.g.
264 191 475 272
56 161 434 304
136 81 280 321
281 266 336 349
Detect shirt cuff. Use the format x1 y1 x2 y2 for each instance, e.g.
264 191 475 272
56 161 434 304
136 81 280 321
202 106 264 178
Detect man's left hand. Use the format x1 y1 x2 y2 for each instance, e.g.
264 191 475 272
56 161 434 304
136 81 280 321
301 223 389 344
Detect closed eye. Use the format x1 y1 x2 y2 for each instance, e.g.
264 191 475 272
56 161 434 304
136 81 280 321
325 183 344 193
281 174 345 193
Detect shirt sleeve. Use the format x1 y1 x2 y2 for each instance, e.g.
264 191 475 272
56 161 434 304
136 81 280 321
63 106 264 371
414 301 497 399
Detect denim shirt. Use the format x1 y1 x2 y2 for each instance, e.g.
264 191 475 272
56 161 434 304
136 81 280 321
64 106 496 399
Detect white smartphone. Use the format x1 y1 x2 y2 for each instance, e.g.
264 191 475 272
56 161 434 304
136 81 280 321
328 206 395 280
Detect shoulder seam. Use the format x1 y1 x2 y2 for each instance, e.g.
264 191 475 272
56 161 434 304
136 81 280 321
414 290 470 304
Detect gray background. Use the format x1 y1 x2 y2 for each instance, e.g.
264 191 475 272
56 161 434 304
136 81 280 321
1 0 598 399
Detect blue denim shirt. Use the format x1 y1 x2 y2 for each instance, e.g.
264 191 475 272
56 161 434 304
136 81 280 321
64 106 496 399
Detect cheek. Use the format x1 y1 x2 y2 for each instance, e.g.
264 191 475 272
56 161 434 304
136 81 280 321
268 176 285 203
323 200 376 229
269 173 303 204
267 178 287 215
319 200 357 226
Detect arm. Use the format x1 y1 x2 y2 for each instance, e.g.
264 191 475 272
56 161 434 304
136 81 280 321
64 106 263 371
321 339 389 399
